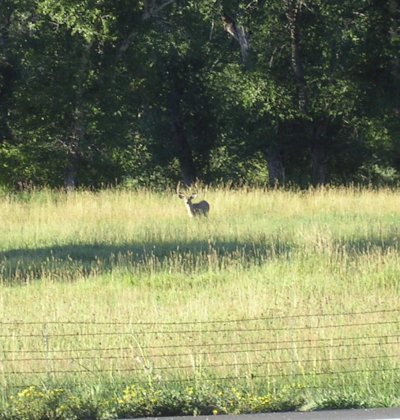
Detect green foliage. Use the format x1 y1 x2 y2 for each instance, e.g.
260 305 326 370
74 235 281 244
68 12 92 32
2 381 396 420
0 0 398 188
38 0 117 42
2 386 103 420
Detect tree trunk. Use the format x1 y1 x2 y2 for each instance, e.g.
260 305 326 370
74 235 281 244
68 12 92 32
286 1 307 114
264 145 285 187
168 88 197 186
0 62 14 142
62 43 92 190
0 10 15 143
310 121 328 186
389 0 400 85
311 144 327 186
222 14 251 67
286 1 331 186
223 11 287 186
64 164 78 191
63 107 85 190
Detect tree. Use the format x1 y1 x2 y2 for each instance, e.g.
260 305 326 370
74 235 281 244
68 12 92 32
0 0 398 189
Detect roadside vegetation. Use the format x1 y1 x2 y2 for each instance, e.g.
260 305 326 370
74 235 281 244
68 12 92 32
0 187 399 419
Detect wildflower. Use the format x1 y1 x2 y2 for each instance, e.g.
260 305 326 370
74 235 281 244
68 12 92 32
212 409 219 415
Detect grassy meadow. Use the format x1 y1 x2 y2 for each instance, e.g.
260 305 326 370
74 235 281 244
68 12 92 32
0 187 399 418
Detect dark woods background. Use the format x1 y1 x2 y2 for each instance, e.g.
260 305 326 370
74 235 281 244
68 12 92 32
0 0 399 190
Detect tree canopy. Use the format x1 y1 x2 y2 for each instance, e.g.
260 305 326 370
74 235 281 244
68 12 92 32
0 0 399 189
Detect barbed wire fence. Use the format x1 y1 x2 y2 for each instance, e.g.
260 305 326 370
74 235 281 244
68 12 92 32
0 308 399 390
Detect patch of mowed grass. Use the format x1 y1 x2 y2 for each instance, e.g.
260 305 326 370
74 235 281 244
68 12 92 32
0 187 399 418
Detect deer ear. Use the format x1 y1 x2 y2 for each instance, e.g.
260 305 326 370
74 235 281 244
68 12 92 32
190 193 197 199
178 193 185 199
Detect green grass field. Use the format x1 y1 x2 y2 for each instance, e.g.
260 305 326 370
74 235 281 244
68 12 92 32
0 187 399 419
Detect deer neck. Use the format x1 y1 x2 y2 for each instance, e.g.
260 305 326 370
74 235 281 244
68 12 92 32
184 201 195 217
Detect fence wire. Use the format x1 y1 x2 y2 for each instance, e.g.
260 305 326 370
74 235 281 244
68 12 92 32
0 308 399 388
0 320 398 339
1 308 398 326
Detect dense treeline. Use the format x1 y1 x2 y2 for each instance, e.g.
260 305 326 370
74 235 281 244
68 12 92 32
0 0 399 189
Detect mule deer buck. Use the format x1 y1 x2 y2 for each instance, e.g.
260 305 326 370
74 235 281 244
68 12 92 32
176 182 210 218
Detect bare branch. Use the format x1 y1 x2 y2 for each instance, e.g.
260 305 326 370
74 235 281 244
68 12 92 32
117 31 136 58
222 14 250 65
117 0 175 58
209 19 215 41
142 0 175 20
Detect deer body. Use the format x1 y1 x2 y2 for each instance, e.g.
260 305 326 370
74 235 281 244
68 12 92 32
182 196 210 217
177 182 210 217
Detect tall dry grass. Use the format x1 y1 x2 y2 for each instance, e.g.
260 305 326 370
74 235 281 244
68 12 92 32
0 187 399 397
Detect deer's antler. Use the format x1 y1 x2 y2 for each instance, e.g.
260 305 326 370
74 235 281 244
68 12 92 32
176 181 182 195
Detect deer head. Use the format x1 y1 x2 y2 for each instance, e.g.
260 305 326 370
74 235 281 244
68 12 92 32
176 182 210 218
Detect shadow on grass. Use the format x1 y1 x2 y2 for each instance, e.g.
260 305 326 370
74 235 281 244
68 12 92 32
0 239 292 284
1 233 398 284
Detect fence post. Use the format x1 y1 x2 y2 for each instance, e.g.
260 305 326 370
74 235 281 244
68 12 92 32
43 322 52 381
